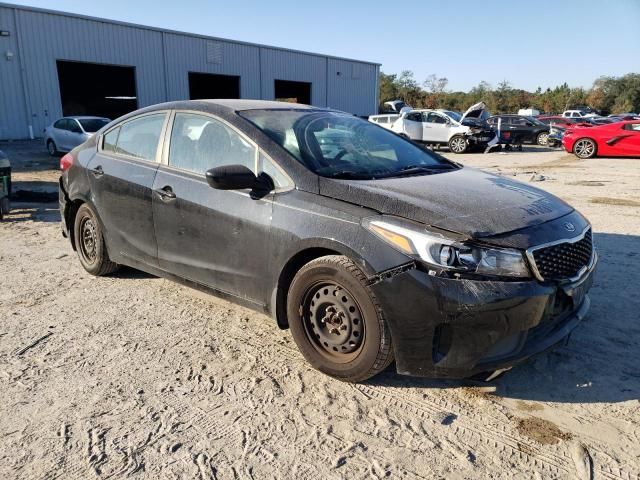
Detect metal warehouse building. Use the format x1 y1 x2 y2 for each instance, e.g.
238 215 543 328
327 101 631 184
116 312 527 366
0 3 380 140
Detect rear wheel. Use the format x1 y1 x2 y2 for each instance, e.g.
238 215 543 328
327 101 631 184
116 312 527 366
47 140 58 156
287 255 394 382
573 138 597 159
73 203 119 276
536 131 549 146
448 135 468 154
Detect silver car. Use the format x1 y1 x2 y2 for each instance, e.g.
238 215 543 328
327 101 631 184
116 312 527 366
44 116 110 156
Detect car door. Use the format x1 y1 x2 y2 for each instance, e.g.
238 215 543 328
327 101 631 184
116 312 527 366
87 111 169 267
54 119 72 151
613 123 640 156
402 111 424 140
152 111 275 303
494 116 510 141
422 112 450 143
513 116 536 142
67 119 86 149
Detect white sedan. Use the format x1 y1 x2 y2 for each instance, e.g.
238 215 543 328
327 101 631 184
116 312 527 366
44 116 110 156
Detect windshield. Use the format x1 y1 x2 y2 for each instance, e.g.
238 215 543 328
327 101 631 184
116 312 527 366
442 111 462 122
78 118 109 132
239 110 457 179
526 116 545 126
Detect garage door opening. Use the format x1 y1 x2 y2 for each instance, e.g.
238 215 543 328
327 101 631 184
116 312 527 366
56 60 137 120
188 72 240 100
275 80 311 105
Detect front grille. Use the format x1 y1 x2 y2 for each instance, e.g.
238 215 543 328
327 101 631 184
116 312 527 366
530 229 593 281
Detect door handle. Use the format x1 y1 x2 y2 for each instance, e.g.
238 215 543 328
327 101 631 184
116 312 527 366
89 165 104 176
154 186 176 200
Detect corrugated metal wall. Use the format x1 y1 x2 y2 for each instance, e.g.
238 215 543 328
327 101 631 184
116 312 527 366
0 6 29 139
163 33 261 101
0 4 379 140
328 59 379 116
260 48 327 106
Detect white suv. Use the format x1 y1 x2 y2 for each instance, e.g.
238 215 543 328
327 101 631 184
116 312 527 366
369 102 498 153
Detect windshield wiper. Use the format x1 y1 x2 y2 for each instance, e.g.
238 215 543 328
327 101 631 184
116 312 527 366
324 170 373 180
382 164 456 178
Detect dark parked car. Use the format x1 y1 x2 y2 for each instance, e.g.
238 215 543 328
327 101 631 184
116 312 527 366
59 100 597 382
487 114 550 145
537 115 586 129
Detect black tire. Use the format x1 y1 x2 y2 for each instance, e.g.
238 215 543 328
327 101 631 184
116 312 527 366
73 203 119 276
573 138 597 159
47 140 58 157
287 255 394 382
448 135 468 154
536 131 549 146
0 197 9 215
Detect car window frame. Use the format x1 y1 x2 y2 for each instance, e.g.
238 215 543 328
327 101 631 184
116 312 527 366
425 112 447 124
405 112 423 122
98 110 171 164
69 119 83 134
160 109 295 194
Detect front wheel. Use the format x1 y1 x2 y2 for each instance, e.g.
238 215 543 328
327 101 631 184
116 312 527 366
536 131 549 146
73 203 119 276
287 255 394 382
573 138 597 159
448 135 468 154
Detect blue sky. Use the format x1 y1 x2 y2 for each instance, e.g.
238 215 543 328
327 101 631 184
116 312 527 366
7 0 640 91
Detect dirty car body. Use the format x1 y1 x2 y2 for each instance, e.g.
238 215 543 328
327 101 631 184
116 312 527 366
59 100 597 380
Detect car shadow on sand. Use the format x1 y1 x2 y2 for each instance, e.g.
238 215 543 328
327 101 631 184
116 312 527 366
367 232 640 404
2 202 60 223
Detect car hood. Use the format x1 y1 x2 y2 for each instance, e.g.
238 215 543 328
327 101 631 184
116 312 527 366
460 102 489 123
318 167 573 238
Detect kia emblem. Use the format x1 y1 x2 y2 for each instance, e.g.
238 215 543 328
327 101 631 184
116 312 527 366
564 222 576 232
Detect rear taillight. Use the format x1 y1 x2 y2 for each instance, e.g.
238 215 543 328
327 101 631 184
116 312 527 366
60 153 73 171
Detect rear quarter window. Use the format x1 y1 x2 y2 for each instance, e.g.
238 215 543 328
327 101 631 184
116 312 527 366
103 127 120 153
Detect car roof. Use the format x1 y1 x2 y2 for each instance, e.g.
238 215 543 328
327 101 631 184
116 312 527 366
184 99 321 111
64 116 110 120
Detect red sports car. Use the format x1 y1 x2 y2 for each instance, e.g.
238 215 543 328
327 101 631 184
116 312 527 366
563 120 640 158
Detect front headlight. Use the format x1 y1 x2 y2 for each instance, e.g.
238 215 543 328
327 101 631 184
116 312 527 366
364 217 530 278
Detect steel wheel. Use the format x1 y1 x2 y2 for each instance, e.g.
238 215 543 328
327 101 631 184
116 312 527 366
79 216 98 264
449 136 467 153
537 132 549 146
574 138 596 159
301 281 365 363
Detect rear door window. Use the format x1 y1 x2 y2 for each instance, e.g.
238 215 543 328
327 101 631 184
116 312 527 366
115 114 166 161
54 119 67 130
425 113 447 124
168 113 257 174
405 112 423 122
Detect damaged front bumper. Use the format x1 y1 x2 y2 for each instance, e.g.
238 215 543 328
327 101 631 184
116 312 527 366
370 259 596 378
466 131 499 151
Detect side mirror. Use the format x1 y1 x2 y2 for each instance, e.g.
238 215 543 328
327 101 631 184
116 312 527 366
206 165 258 190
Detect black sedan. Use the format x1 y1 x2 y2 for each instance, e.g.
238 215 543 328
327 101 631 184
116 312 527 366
59 100 597 382
487 114 551 146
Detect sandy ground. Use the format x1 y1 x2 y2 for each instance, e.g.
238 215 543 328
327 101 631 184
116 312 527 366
1 141 639 479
